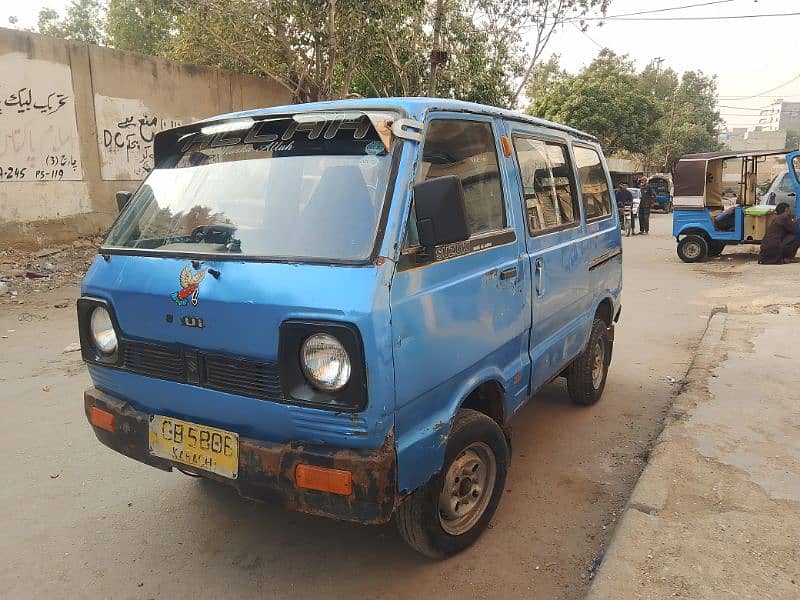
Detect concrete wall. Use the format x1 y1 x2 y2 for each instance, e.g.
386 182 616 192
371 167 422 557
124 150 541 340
0 27 291 247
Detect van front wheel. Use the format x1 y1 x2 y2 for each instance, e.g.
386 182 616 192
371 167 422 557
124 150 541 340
567 318 611 406
395 409 509 559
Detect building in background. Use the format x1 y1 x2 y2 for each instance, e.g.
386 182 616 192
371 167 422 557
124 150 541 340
758 100 800 133
720 127 786 152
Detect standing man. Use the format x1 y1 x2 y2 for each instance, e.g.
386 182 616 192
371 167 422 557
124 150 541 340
638 176 653 234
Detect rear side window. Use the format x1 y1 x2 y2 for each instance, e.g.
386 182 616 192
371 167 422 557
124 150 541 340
420 119 506 235
573 146 612 220
512 135 579 234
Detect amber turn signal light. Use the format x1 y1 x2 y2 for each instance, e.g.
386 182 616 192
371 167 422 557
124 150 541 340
500 135 513 157
295 464 353 496
89 406 115 433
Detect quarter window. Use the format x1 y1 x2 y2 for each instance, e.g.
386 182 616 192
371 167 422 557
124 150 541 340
420 119 506 235
778 173 794 193
512 136 579 234
573 146 612 220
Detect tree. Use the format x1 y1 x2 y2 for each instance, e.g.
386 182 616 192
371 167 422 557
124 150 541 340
467 0 610 106
36 0 105 45
525 55 566 103
529 50 662 154
106 0 177 56
645 70 722 172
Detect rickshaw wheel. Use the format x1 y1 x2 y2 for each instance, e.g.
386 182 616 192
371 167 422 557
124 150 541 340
677 235 708 263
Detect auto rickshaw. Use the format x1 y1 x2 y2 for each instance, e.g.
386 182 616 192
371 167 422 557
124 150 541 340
672 149 800 262
647 173 673 212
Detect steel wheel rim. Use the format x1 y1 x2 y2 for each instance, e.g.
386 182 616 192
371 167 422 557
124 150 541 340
438 442 497 536
592 339 606 389
683 240 702 259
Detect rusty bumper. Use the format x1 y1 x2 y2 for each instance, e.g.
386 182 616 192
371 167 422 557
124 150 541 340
84 387 397 524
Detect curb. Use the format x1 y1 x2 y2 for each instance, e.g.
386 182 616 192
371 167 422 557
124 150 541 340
585 310 728 598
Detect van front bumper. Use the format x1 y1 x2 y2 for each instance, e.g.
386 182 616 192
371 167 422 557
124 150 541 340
84 387 397 524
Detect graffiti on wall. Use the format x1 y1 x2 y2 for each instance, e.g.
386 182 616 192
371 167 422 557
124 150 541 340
95 95 200 180
0 53 84 182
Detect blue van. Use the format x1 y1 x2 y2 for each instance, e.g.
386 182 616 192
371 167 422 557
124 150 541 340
80 98 622 558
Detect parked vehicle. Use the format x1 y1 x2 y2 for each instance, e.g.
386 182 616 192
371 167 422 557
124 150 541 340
760 169 797 212
621 187 641 236
80 98 622 558
672 149 800 262
648 174 673 212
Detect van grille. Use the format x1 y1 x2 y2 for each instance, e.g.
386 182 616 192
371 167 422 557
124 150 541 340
119 340 282 401
203 354 282 399
122 342 185 381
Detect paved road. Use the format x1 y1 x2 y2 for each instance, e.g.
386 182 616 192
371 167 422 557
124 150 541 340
0 213 769 599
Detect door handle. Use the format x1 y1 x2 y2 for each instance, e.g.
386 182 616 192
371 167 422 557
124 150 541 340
500 267 517 280
534 258 544 296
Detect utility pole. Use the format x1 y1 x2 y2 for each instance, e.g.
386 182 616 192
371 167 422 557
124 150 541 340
428 0 447 97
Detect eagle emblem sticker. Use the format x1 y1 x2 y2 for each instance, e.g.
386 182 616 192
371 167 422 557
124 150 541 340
171 266 206 306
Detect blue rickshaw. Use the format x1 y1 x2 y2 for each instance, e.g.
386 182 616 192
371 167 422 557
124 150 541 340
647 174 673 212
672 149 800 262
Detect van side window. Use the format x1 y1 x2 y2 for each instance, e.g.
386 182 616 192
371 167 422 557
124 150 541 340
512 135 579 234
573 146 612 220
420 120 506 235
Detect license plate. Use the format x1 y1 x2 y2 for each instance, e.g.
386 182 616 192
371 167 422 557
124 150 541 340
149 415 239 479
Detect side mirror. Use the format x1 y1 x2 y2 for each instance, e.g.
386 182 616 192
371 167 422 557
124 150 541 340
414 175 470 250
116 191 132 212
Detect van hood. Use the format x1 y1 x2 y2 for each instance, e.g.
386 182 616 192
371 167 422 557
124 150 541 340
81 254 387 361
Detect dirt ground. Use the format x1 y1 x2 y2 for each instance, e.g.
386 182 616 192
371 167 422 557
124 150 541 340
0 213 791 599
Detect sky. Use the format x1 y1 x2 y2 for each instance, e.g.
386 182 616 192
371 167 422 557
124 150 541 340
2 0 799 131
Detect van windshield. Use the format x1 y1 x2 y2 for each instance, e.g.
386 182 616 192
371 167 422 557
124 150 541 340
103 114 396 262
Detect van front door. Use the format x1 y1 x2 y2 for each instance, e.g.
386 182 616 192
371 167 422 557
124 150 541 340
390 114 531 493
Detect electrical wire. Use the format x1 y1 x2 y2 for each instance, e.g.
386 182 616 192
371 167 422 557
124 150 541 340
584 0 737 20
718 73 800 100
569 21 604 50
578 12 800 22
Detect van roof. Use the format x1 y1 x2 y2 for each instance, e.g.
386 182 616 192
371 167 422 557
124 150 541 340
204 97 599 143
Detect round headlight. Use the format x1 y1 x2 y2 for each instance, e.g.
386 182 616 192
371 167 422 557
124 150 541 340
90 306 117 355
300 333 351 391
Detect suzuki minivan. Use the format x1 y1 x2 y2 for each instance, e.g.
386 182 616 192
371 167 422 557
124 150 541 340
80 98 622 558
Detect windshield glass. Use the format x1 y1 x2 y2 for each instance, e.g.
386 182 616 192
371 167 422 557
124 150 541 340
104 113 396 261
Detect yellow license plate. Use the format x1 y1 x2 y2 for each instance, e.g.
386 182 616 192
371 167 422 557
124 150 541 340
149 415 239 479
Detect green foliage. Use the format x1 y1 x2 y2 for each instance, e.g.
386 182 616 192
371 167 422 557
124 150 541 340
106 0 176 56
530 50 662 154
529 51 722 170
25 0 606 108
648 70 722 171
37 0 105 44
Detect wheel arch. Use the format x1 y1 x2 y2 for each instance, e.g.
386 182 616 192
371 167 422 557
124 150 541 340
594 297 614 327
395 369 509 495
676 226 712 241
459 379 506 428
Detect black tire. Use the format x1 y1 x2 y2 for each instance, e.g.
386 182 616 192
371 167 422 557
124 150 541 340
708 241 725 257
566 318 611 406
677 234 709 263
395 409 509 559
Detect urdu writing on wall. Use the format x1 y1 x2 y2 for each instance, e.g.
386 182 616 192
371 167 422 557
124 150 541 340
0 53 84 182
94 95 201 180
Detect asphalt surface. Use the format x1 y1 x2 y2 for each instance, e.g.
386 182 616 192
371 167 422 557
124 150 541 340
0 213 756 599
